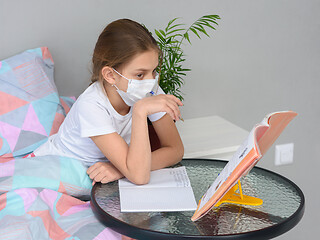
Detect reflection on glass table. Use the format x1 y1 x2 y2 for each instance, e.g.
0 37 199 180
91 159 305 240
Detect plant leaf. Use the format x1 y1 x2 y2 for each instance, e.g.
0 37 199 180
190 28 201 39
159 29 166 37
154 29 166 43
165 17 180 31
183 32 191 44
167 23 185 31
166 28 185 36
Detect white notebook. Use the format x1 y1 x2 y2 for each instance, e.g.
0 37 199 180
119 166 197 212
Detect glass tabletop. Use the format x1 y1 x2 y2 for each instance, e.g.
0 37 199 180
91 159 305 239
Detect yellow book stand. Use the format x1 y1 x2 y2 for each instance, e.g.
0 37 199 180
215 180 263 207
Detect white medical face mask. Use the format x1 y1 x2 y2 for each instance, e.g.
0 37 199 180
112 68 159 106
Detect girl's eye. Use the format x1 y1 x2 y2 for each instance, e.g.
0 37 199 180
137 74 143 78
152 69 158 77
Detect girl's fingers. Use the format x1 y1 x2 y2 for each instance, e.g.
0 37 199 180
166 107 179 121
89 167 101 180
87 162 123 184
93 172 106 182
154 95 181 121
161 102 177 120
101 176 112 184
165 99 181 121
87 162 101 174
139 94 182 118
87 165 96 175
166 96 182 119
171 100 181 119
166 94 183 106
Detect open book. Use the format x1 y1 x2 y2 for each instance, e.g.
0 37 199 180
119 166 197 212
191 111 297 221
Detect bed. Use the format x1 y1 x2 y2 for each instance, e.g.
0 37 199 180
0 47 122 239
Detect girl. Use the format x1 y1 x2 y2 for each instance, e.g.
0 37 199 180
34 19 184 185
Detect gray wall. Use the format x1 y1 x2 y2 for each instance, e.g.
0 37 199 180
1 0 319 239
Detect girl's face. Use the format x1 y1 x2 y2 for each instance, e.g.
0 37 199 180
115 49 159 91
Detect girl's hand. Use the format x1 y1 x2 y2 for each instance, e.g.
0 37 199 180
134 94 183 121
87 162 124 184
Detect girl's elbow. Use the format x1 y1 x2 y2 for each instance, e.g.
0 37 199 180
129 173 150 185
177 142 184 161
173 143 184 165
132 177 150 185
179 144 184 159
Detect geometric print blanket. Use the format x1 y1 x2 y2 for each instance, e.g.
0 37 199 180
0 188 121 240
0 155 122 240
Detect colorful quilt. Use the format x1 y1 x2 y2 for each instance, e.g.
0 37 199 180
0 156 122 240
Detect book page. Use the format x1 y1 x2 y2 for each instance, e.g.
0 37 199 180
119 166 197 212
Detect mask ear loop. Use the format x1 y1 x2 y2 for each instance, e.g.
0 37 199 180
112 68 129 91
112 68 131 83
112 83 120 91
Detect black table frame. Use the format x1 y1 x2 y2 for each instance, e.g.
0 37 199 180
90 159 305 240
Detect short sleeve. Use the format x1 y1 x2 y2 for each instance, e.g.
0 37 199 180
76 98 116 138
148 86 167 122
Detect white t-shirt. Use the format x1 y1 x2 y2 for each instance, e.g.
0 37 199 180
33 81 166 167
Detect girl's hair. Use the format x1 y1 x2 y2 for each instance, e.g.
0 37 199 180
91 19 162 84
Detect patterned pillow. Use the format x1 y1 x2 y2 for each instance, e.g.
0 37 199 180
0 47 74 158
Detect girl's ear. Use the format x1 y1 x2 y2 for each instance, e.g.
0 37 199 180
101 66 116 85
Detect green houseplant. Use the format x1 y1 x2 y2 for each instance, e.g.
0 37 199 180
147 15 220 150
153 15 220 101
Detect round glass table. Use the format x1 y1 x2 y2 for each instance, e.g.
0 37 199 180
90 159 305 239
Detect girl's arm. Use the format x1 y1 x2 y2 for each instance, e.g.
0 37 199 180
150 113 184 170
89 94 183 185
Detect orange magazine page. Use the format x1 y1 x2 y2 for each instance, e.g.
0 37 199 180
191 111 297 221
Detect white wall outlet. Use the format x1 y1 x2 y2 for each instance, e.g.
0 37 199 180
275 143 294 166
